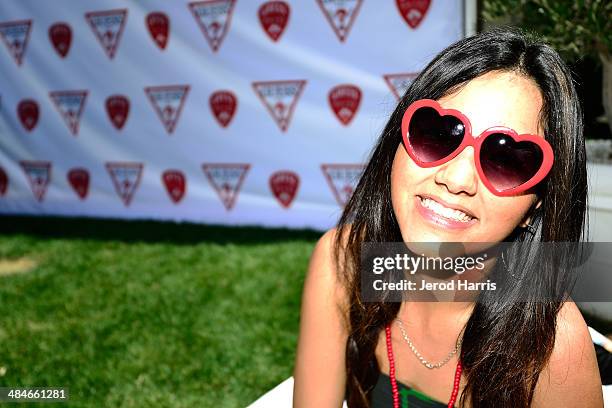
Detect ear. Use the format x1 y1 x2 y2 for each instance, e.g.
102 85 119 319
519 198 542 228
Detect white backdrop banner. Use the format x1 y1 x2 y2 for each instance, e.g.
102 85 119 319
0 0 465 230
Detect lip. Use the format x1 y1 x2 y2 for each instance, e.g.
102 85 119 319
419 194 477 219
416 195 478 230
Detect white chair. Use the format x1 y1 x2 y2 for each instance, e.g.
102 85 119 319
247 377 348 408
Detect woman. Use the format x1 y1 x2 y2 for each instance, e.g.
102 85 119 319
293 28 603 407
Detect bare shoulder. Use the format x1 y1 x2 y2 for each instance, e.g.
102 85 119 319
293 226 353 407
303 226 351 324
532 301 603 407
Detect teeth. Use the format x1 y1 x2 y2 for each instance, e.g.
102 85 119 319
420 197 473 222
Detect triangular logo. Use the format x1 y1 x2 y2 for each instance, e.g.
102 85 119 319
49 90 88 136
145 85 190 134
0 19 32 65
20 160 51 202
321 163 364 206
189 0 237 52
85 9 128 59
106 162 143 206
202 163 250 210
383 73 419 100
316 0 363 42
252 80 306 132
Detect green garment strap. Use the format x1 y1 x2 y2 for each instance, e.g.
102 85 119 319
399 386 438 407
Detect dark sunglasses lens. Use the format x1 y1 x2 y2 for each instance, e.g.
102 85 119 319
480 133 544 192
408 107 465 162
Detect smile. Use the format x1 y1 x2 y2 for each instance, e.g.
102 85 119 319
416 195 477 230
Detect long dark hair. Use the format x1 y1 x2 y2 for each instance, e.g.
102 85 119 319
334 27 587 407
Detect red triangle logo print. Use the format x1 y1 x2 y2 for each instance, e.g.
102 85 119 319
258 1 290 42
145 85 190 134
328 84 362 126
209 90 237 128
321 164 364 206
146 12 170 50
0 19 32 66
106 162 143 206
0 166 8 196
105 95 130 130
85 9 128 59
161 170 186 204
20 160 51 202
67 167 90 200
316 0 363 42
202 163 249 211
49 90 88 136
269 170 299 208
189 0 237 52
252 80 306 132
49 22 72 58
396 0 431 29
383 72 419 100
17 99 40 132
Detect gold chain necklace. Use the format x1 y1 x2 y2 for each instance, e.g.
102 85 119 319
395 318 463 369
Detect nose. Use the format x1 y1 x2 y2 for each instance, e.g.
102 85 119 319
434 146 478 195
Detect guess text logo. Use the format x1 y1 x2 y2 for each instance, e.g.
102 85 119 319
0 20 32 65
321 163 364 206
20 160 51 202
252 80 306 132
85 9 128 59
106 162 144 206
49 90 88 136
145 85 190 134
189 0 237 52
316 0 363 42
202 163 250 210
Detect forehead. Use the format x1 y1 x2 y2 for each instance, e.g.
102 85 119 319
437 71 545 136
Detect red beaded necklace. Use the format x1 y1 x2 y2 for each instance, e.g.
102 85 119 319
385 324 462 408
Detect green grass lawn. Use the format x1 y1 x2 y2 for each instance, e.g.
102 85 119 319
0 216 321 407
1 216 610 408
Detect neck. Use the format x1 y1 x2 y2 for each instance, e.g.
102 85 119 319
397 301 475 334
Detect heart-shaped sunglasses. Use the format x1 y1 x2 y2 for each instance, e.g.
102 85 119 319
401 99 554 196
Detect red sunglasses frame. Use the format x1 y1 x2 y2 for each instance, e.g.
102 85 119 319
400 99 555 197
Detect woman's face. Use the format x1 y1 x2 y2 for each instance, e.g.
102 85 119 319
391 71 543 245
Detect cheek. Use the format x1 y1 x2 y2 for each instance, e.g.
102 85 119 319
391 145 421 203
390 146 435 238
479 194 536 238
